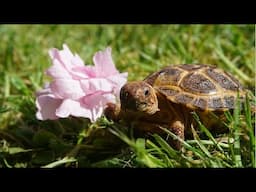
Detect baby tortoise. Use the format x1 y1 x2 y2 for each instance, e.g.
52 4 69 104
104 64 246 150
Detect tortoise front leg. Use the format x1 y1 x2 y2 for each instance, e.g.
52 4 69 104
166 119 185 150
104 103 122 122
130 120 185 150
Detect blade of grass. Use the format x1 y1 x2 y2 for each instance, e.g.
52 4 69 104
135 138 166 168
244 94 255 167
224 110 234 124
190 125 213 159
189 125 226 168
3 158 12 168
109 126 166 167
146 139 167 155
159 126 207 159
0 106 10 113
137 152 166 168
152 134 178 157
215 42 250 83
151 134 197 167
41 157 77 168
170 35 193 62
146 139 175 167
4 73 10 98
109 125 136 148
186 140 229 148
233 94 243 167
0 147 34 154
191 112 225 153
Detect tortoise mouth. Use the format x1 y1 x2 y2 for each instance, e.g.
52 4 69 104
137 102 159 115
121 101 159 115
144 107 160 115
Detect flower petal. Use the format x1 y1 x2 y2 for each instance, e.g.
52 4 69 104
36 94 62 120
80 78 114 95
82 92 115 107
72 65 96 79
61 44 85 68
56 99 92 120
93 47 118 77
82 92 105 108
50 79 85 99
46 59 71 79
49 44 90 79
81 92 116 122
37 45 128 123
107 72 128 96
107 72 128 87
36 83 51 97
90 107 104 122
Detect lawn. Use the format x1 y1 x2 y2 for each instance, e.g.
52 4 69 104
0 24 255 168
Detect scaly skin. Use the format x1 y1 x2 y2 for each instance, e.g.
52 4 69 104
105 86 228 150
105 90 189 150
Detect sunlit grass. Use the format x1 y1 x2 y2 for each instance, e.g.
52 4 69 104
106 93 255 168
0 24 254 168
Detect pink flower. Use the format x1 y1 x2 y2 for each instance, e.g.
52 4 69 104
36 44 128 122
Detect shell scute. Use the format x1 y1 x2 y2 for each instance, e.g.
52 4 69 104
155 67 182 86
181 73 217 94
144 64 245 111
156 86 179 97
174 94 194 105
206 68 240 91
193 98 208 110
223 96 235 108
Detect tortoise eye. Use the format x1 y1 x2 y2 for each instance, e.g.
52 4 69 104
144 89 149 96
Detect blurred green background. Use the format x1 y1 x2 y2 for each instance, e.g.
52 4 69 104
0 25 254 167
0 25 254 83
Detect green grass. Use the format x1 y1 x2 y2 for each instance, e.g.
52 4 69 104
0 24 255 168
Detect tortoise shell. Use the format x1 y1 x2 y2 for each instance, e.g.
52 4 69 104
144 64 245 111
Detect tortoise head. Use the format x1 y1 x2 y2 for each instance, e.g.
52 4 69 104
120 81 159 115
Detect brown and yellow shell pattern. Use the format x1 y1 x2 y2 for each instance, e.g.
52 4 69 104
144 64 245 111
